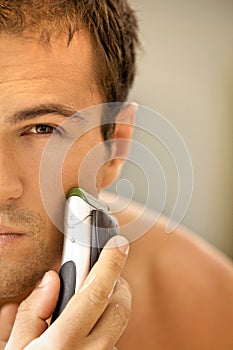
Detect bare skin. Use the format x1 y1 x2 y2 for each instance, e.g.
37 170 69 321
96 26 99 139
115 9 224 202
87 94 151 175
0 31 232 350
0 31 134 349
108 195 233 350
0 237 132 349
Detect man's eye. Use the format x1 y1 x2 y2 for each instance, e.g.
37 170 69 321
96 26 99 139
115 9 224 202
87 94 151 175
25 124 59 135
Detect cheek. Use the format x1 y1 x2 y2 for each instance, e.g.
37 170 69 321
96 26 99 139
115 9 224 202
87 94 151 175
16 144 42 195
61 136 107 196
17 143 61 224
62 151 82 193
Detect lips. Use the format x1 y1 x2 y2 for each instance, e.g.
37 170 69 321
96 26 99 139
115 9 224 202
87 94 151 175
0 225 24 235
0 225 26 244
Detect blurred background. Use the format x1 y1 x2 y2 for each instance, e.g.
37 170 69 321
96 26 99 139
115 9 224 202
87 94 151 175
109 0 233 258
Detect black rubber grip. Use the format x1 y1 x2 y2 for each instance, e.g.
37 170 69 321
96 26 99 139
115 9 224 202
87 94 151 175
51 261 76 323
90 210 119 269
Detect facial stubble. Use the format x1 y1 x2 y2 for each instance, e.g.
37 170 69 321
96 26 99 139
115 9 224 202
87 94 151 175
0 204 63 299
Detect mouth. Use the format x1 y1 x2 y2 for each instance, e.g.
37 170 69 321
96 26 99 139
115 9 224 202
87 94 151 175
0 226 26 244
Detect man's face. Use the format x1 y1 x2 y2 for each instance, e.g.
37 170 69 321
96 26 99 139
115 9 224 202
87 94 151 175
0 31 105 301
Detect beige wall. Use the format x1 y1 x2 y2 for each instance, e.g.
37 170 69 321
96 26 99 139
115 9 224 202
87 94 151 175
111 0 233 257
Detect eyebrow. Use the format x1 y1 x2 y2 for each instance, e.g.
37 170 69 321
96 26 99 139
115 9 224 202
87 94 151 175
8 103 79 124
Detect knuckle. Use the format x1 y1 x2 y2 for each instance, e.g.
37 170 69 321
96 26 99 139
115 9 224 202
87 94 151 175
17 299 31 315
114 302 131 327
118 277 132 294
88 284 109 306
114 280 133 305
108 258 122 275
15 299 34 326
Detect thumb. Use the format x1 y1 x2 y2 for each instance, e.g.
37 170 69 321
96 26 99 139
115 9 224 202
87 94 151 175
5 270 60 350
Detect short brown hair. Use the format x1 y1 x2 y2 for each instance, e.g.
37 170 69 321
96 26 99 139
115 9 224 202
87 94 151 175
0 0 140 141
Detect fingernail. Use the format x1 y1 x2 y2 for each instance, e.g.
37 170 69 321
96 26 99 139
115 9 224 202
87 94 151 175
115 235 129 255
38 272 51 288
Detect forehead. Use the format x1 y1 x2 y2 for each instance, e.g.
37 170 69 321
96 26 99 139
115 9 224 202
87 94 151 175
0 31 101 116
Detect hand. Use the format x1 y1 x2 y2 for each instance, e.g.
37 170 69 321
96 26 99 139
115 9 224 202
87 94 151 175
0 235 131 350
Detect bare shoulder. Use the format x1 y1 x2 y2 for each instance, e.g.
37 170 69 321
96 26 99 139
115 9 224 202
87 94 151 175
101 192 233 350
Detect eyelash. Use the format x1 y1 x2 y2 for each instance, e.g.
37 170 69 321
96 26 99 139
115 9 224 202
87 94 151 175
22 124 62 136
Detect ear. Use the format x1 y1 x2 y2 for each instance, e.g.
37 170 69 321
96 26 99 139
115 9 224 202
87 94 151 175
100 103 138 189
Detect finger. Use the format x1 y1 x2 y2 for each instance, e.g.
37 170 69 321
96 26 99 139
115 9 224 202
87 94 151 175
5 270 60 350
0 304 18 345
42 235 129 347
87 278 132 349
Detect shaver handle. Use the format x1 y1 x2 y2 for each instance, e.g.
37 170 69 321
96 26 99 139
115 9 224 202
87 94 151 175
51 261 76 322
51 209 119 324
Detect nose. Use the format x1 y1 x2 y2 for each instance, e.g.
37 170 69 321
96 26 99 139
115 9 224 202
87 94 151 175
0 147 23 204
